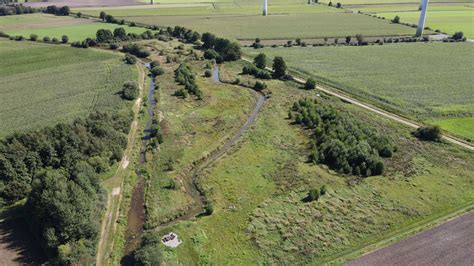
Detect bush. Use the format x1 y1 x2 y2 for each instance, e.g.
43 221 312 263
205 203 214 215
150 60 160 68
122 43 150 58
304 78 316 90
253 81 268 91
413 125 442 141
272 56 287 78
61 35 68 43
0 31 9 38
320 185 327 196
109 43 118 49
452 31 464 40
122 81 139 100
30 34 38 41
254 53 267 69
43 36 50 42
52 37 59 43
174 88 188 98
204 69 212 77
392 15 400 23
150 66 165 76
307 189 319 202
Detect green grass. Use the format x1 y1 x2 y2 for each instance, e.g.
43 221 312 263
0 13 153 42
244 43 474 124
379 10 474 37
0 39 137 137
151 59 474 264
430 117 474 141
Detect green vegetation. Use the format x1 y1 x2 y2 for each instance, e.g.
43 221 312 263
430 117 474 142
0 13 152 42
244 44 474 138
0 39 137 137
413 125 442 141
148 60 474 264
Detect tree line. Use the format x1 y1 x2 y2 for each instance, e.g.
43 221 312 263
0 4 38 16
289 98 396 177
174 63 203 100
0 112 132 263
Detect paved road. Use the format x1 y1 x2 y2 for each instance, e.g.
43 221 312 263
241 57 474 152
347 211 474 266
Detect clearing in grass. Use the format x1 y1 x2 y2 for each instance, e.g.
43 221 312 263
0 39 137 137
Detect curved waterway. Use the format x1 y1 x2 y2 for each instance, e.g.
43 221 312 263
121 65 265 264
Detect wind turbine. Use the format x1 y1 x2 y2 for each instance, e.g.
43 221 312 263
263 0 268 16
416 0 429 37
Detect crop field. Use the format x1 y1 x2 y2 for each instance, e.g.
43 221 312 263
244 43 474 138
149 60 474 264
0 39 136 137
74 3 418 40
0 14 152 42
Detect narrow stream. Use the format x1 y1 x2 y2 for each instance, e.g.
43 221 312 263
121 63 156 265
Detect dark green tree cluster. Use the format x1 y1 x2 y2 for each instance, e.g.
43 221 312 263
289 98 395 177
168 25 201 43
174 63 203 100
272 56 288 79
242 65 272 79
201 32 241 62
0 5 38 16
304 78 316 90
122 43 150 58
0 112 131 263
413 125 442 141
134 232 163 265
124 53 137 64
44 5 70 16
122 81 139 100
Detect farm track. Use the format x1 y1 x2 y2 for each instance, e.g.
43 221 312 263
96 63 146 266
241 57 474 152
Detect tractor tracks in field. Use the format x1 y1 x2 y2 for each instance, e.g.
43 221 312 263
241 57 474 152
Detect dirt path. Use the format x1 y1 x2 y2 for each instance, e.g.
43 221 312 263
95 63 145 266
146 65 265 233
241 57 474 152
346 211 474 265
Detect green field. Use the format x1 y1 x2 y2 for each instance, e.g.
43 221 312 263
430 117 474 141
74 3 417 40
0 13 152 42
244 43 474 138
0 39 136 137
145 59 474 264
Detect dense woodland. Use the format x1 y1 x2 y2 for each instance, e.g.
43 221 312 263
0 112 132 263
289 98 395 176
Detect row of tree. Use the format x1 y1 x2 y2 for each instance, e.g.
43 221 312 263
289 98 395 177
44 5 70 16
174 63 203 100
0 4 38 16
201 32 241 62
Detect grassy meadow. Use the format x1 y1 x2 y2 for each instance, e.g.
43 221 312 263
0 39 136 137
0 13 153 42
244 43 474 138
149 59 474 264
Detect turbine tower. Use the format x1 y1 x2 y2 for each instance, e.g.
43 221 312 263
263 0 268 16
416 0 429 37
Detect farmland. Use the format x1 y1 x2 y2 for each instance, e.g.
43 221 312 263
73 3 417 40
0 13 152 42
243 43 474 139
0 39 136 137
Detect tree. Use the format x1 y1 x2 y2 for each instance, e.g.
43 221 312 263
96 29 114 43
76 12 82 18
58 6 70 16
336 2 342 8
122 81 139 100
204 69 212 77
30 34 38 41
99 11 106 21
413 125 442 141
124 54 137 64
201 32 216 49
355 34 364 45
113 27 127 40
150 66 164 76
253 81 267 91
43 36 50 42
345 35 351 44
61 35 68 43
272 56 287 78
307 188 319 202
452 31 464 40
392 15 400 23
305 78 316 90
254 53 267 69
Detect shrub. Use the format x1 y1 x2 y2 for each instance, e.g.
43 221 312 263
272 56 287 78
43 36 50 42
150 66 165 76
345 36 351 44
413 125 442 141
122 43 150 58
109 43 118 49
150 60 160 68
61 35 68 43
452 32 464 40
307 189 319 202
122 81 139 100
320 185 327 196
304 78 316 90
205 203 214 215
124 53 137 64
52 37 59 43
254 53 267 69
204 69 212 77
30 34 38 41
392 15 400 23
174 88 188 98
355 34 364 45
336 2 342 8
76 12 82 18
0 31 9 38
253 81 267 91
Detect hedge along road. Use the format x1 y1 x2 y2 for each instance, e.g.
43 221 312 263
241 57 474 152
96 63 146 266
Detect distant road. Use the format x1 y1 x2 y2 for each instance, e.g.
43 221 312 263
346 211 474 266
241 57 474 152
